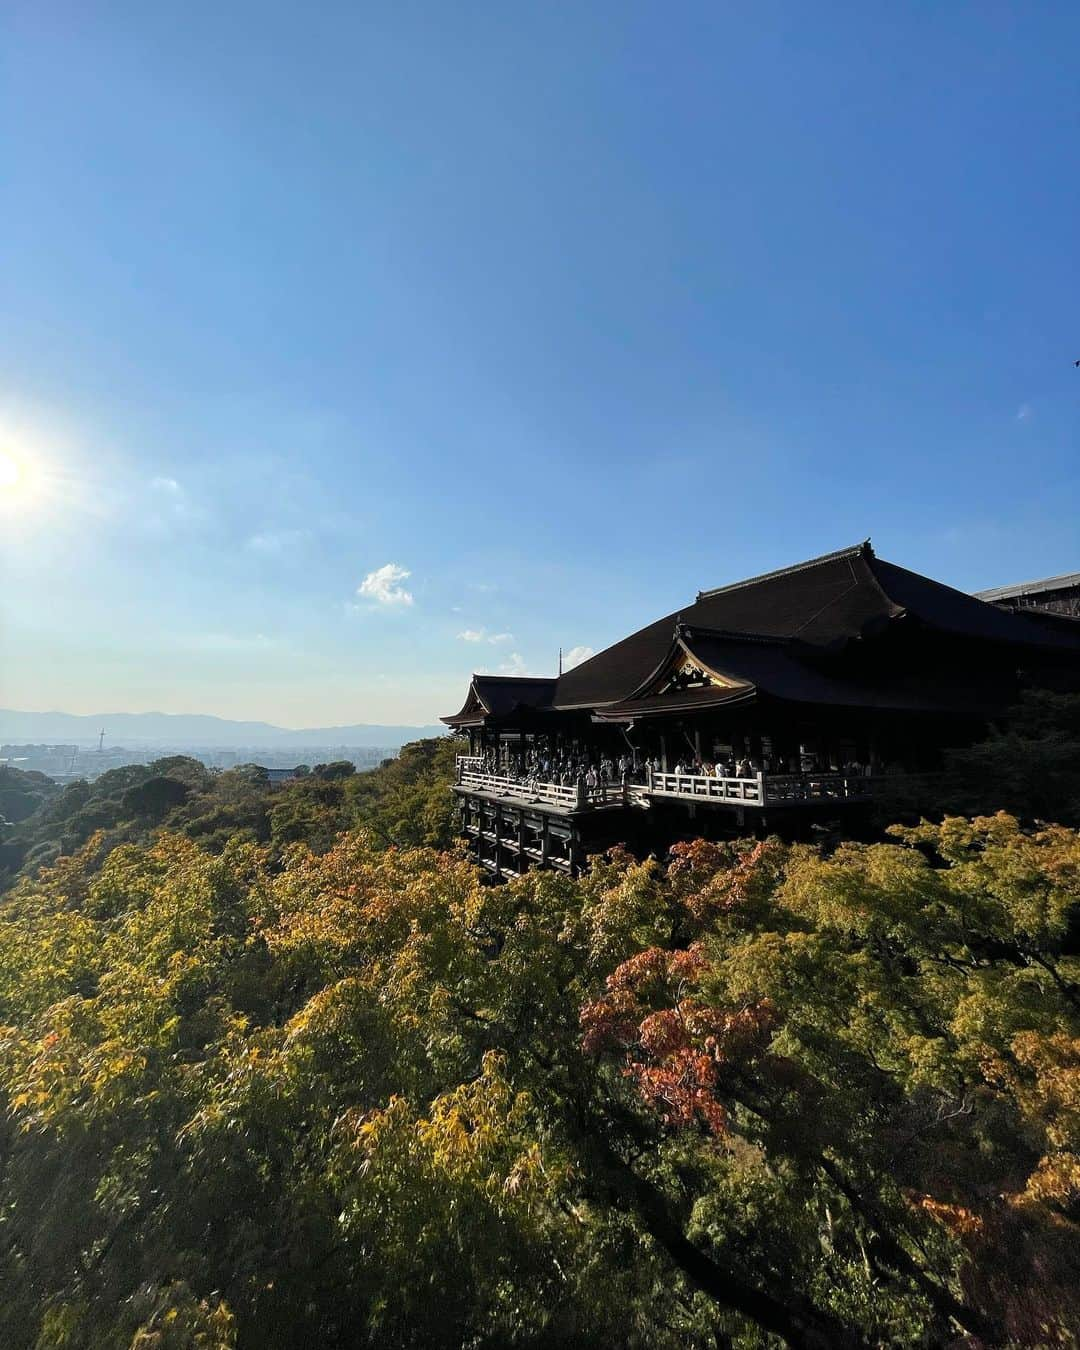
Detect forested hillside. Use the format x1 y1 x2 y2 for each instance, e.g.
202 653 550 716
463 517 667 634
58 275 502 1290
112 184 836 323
2 728 1080 1346
0 737 459 892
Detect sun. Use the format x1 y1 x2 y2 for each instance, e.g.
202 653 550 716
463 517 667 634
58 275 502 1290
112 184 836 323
0 409 82 522
0 451 20 490
0 448 48 515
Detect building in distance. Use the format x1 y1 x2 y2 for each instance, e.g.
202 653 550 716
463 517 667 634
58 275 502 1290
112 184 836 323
976 571 1080 622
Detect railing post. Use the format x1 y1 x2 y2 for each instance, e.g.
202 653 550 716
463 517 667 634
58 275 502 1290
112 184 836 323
575 778 587 810
756 771 765 805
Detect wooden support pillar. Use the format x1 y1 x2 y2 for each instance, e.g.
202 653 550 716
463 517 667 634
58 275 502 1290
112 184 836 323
518 808 526 874
540 814 550 869
493 807 501 877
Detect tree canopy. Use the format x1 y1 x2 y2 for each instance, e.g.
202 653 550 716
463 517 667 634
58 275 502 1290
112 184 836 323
1 804 1078 1347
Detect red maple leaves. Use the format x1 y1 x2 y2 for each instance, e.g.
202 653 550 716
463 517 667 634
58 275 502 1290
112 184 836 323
667 838 786 920
581 940 777 1136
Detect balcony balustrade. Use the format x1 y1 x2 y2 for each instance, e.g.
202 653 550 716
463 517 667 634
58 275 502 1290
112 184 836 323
455 763 626 810
456 756 899 810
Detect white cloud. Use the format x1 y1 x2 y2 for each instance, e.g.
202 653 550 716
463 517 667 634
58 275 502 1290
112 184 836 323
1016 403 1032 422
457 627 515 645
151 476 181 494
563 645 595 670
358 562 414 607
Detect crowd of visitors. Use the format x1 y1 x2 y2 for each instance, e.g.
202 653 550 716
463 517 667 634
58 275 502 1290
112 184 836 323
670 755 760 779
473 748 644 790
466 745 874 792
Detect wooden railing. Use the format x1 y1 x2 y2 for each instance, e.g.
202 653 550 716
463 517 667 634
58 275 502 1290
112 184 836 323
646 769 877 806
647 770 766 804
762 772 874 804
458 769 582 809
459 764 898 811
457 768 628 810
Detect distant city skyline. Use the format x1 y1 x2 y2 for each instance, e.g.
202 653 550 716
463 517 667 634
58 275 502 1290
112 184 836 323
2 3 1077 725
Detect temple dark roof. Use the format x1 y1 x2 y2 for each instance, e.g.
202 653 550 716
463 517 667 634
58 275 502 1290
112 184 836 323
593 627 1002 722
442 675 556 727
870 557 1080 646
552 542 1080 710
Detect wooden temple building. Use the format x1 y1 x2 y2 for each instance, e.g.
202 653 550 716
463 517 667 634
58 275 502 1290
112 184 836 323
442 543 1080 879
977 571 1080 622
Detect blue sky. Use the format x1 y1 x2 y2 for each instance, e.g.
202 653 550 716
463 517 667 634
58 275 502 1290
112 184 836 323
2 2 1078 726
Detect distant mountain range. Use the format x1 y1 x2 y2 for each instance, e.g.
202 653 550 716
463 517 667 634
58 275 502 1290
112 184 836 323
0 710 446 749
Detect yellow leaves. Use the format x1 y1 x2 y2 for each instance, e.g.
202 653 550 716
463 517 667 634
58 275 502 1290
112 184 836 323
1007 1032 1080 1152
1024 1153 1080 1208
976 1032 1080 1216
892 812 1026 862
420 1053 524 1163
264 829 484 982
0 904 100 1022
338 1053 553 1214
713 928 831 1014
577 852 670 971
892 813 1080 947
780 837 940 940
901 1034 955 1091
503 1142 546 1198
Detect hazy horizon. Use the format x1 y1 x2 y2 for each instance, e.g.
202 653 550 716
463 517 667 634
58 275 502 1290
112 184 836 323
0 707 446 746
0 703 445 728
2 3 1077 725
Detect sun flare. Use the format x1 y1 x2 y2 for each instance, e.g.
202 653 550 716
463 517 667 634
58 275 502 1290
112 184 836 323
0 447 47 513
0 451 21 490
